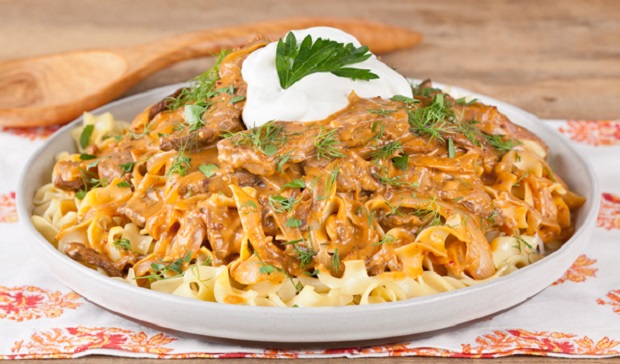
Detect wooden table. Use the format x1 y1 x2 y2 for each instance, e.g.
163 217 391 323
1 0 618 363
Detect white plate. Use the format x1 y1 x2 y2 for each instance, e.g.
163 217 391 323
17 82 600 344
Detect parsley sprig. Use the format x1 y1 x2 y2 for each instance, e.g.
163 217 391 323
275 32 378 89
226 121 286 157
142 252 192 282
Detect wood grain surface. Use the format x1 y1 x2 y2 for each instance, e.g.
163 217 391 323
1 0 619 120
1 0 618 363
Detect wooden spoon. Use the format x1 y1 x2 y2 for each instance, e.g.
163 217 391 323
0 17 421 127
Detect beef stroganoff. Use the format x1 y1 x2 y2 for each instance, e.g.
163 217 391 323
31 27 585 307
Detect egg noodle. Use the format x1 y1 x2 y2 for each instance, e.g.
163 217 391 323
31 35 585 307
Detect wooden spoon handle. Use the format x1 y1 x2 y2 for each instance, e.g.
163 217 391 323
124 17 422 74
0 18 420 128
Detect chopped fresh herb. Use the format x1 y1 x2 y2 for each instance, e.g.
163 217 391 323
255 252 303 292
230 121 285 157
368 108 397 117
240 200 258 213
216 85 235 95
275 32 378 89
391 95 419 104
166 149 191 178
369 141 402 160
142 252 192 282
448 137 455 158
76 190 87 200
130 123 153 140
375 234 396 246
79 125 94 149
330 249 340 272
275 152 291 172
286 217 303 228
119 161 135 174
200 255 213 266
259 264 275 274
407 93 456 141
374 171 416 188
482 209 499 229
282 178 305 189
513 172 529 187
198 163 218 178
169 50 230 110
184 104 207 131
314 128 345 160
88 177 107 189
284 239 317 269
113 238 132 251
392 154 409 171
116 181 131 188
481 132 520 152
113 135 124 142
385 201 403 217
515 234 534 251
79 153 97 161
370 120 386 141
367 207 376 226
229 95 246 104
269 195 300 213
455 97 478 105
413 206 443 227
86 156 108 169
318 167 339 200
457 122 482 147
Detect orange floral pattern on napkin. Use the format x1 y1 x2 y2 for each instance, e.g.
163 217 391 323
597 290 620 315
10 327 176 359
598 193 620 230
460 330 620 357
558 121 620 146
0 286 81 322
0 125 61 141
552 255 597 285
0 192 17 223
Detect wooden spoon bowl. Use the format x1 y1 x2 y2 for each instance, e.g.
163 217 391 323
0 17 421 127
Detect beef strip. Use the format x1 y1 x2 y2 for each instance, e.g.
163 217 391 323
159 39 268 151
148 88 183 121
65 242 122 277
97 150 133 183
53 160 84 191
458 102 548 152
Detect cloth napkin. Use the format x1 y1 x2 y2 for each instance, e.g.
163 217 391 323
1 120 618 359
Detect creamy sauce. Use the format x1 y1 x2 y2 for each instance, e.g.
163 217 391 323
241 27 413 127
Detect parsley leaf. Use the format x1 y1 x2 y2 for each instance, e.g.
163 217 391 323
275 32 378 89
282 179 305 189
198 163 218 178
286 217 303 228
79 153 97 161
391 95 419 104
269 195 300 213
392 155 409 171
80 125 94 149
113 238 132 251
184 104 207 131
229 95 246 104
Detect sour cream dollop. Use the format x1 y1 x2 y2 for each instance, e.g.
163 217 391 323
241 27 413 127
